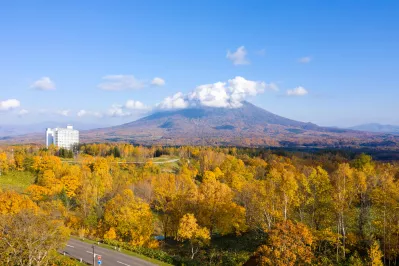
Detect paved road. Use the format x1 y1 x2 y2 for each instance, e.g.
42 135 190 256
63 159 179 165
63 238 156 266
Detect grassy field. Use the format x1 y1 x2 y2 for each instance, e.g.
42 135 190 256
151 155 179 162
0 171 36 192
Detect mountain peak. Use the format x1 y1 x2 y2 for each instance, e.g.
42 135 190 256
93 101 330 146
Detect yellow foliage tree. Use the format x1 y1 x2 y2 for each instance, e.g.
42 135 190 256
38 169 64 196
0 190 38 214
197 178 247 235
32 155 62 174
152 172 197 238
61 174 81 197
0 152 9 175
104 227 117 240
255 220 314 266
177 213 210 259
104 189 154 246
25 185 52 201
368 241 383 266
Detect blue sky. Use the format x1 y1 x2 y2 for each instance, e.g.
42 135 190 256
1 1 398 127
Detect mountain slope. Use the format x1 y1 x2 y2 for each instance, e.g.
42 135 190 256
82 102 382 147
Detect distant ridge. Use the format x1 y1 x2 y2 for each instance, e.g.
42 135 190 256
0 121 108 138
349 123 399 134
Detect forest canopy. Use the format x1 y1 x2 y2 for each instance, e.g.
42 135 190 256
0 143 397 265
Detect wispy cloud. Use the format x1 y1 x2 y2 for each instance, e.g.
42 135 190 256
18 109 29 116
56 110 70 116
255 49 266 56
98 75 145 91
267 83 279 91
77 110 102 118
76 99 149 119
298 56 311 64
226 46 250 65
99 75 166 90
31 77 56 90
286 86 308 96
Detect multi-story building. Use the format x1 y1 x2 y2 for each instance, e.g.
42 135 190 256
45 125 79 149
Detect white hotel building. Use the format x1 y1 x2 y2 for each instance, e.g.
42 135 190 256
46 125 79 149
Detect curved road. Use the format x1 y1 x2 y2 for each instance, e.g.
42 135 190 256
63 238 156 266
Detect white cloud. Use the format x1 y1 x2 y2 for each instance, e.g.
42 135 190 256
157 92 189 110
18 109 29 116
298 56 311 63
77 110 102 118
158 76 271 110
107 104 132 117
125 100 149 110
77 101 148 119
98 75 145 91
151 77 165 86
56 110 70 116
31 77 56 90
0 99 20 111
286 86 309 96
226 46 249 65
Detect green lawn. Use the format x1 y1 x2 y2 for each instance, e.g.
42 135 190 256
72 236 172 266
151 155 179 162
0 171 36 192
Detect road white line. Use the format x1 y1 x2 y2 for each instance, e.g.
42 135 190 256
86 251 102 256
66 244 74 248
117 261 131 266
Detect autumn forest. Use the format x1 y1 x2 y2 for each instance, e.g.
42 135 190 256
0 144 398 265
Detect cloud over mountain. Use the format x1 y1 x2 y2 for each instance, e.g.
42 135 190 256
157 76 275 110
